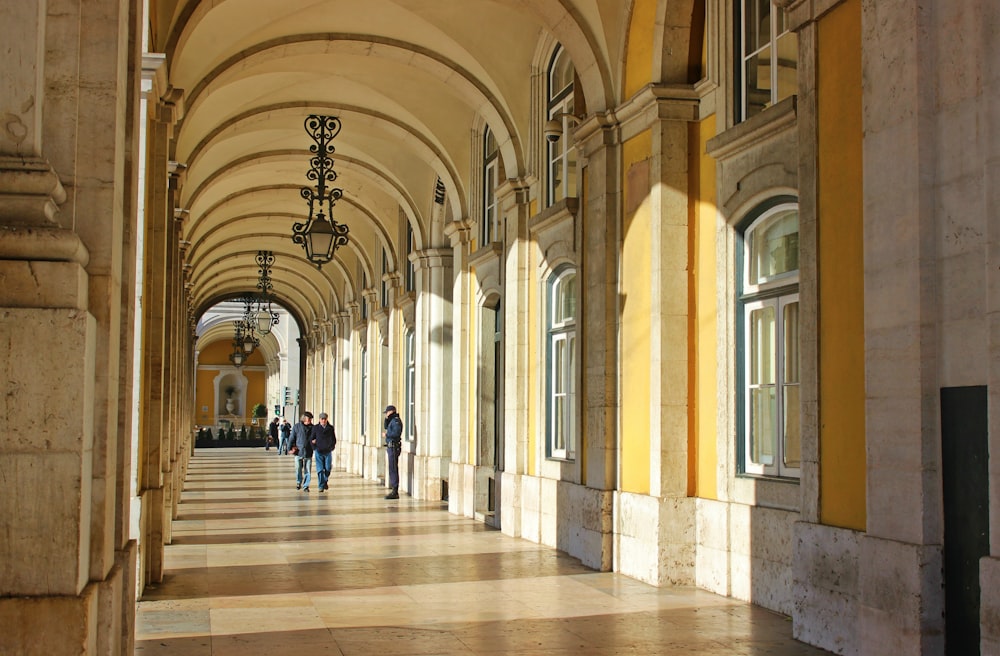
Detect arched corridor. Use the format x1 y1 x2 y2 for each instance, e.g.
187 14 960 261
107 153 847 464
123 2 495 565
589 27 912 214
3 0 1000 654
136 448 829 655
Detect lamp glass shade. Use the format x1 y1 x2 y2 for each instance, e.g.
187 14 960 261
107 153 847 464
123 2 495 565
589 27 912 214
304 215 335 264
256 309 272 335
242 335 255 353
231 351 244 365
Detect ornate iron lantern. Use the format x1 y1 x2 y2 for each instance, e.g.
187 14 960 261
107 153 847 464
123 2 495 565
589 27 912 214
292 115 349 268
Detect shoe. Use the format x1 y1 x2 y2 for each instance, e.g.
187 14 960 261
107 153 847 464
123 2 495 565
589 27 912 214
384 491 399 499
296 484 301 490
304 486 310 492
319 488 325 493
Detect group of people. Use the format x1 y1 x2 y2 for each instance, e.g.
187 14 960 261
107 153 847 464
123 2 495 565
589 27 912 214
266 417 292 454
266 404 404 500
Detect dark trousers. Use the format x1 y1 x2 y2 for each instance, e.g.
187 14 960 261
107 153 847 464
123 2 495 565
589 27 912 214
387 442 401 489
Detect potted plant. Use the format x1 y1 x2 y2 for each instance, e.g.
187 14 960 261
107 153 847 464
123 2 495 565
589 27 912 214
252 403 268 424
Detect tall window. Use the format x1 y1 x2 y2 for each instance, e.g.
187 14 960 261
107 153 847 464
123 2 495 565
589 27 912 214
360 346 368 437
381 249 389 308
739 204 800 478
546 46 577 205
547 268 576 459
405 328 416 440
405 224 416 293
740 0 798 120
482 126 500 244
360 273 369 320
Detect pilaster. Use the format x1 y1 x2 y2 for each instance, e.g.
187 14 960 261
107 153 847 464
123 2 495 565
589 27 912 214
411 247 454 500
445 218 473 514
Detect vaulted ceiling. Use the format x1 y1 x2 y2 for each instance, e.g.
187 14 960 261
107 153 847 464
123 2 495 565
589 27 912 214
148 0 633 337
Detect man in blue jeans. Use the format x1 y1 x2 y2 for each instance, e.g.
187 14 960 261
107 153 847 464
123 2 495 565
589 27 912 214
382 405 403 499
312 412 336 493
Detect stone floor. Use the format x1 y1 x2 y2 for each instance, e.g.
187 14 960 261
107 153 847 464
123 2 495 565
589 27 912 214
135 448 832 655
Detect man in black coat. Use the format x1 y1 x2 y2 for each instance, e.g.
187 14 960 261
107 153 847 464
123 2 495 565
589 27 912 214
311 412 337 493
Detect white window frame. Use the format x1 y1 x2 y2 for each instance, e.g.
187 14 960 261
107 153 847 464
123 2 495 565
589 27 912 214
546 268 576 460
740 0 797 121
546 46 577 206
482 126 500 244
739 203 800 478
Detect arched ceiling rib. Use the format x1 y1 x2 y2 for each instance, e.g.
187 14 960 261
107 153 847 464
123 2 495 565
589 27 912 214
149 0 631 328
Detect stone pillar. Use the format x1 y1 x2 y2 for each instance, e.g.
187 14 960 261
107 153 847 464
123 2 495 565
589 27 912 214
445 218 473 513
137 91 181 589
578 123 622 572
646 97 700 585
411 248 454 500
0 1 141 653
859 1 944 653
497 181 531 537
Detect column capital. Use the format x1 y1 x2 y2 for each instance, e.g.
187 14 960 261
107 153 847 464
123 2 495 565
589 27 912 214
409 248 453 271
443 218 473 247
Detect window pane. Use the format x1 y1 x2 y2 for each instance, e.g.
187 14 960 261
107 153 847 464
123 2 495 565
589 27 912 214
775 31 798 105
549 48 574 99
744 0 771 55
749 306 775 385
550 153 565 202
744 46 771 119
750 386 776 465
563 274 576 320
748 209 799 284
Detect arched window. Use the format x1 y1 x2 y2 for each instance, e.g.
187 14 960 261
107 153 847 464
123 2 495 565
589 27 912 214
546 46 577 205
546 267 576 459
482 126 500 244
740 0 798 120
738 203 800 477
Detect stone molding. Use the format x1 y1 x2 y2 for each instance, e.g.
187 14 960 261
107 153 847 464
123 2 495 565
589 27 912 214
0 156 67 225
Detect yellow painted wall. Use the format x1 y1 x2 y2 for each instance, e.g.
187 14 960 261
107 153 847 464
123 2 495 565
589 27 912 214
195 339 267 426
621 130 653 495
624 0 656 100
691 115 718 499
817 0 866 530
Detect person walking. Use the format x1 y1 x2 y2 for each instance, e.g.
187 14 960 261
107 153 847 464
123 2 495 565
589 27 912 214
267 417 279 452
382 405 403 499
291 412 314 491
311 412 337 493
278 418 291 454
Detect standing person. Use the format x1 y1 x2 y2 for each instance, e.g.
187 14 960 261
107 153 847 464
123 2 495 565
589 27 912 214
311 412 337 493
267 417 279 452
291 412 314 491
382 405 403 500
278 418 291 455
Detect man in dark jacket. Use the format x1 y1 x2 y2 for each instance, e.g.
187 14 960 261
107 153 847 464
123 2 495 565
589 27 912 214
311 412 337 493
382 405 403 499
291 412 314 491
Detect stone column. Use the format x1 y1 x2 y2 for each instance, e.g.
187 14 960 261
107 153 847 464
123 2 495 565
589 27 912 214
859 1 943 652
646 97 700 585
577 123 622 572
497 181 531 537
410 248 454 500
137 91 181 589
445 218 473 513
0 0 141 653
